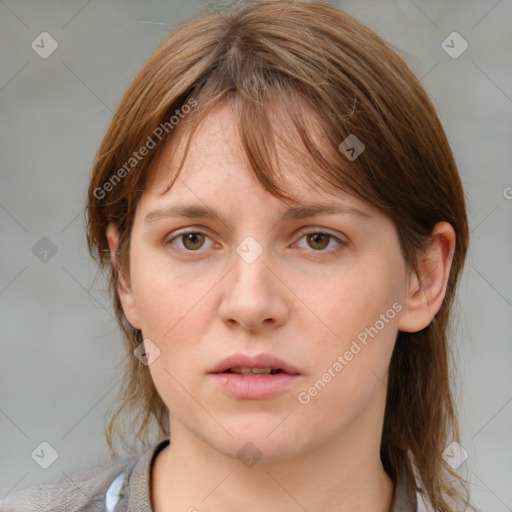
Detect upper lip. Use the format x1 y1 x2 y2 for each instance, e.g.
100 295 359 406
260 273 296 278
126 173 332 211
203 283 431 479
209 353 301 375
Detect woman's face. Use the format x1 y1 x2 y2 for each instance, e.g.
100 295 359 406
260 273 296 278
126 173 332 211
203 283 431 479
112 102 414 462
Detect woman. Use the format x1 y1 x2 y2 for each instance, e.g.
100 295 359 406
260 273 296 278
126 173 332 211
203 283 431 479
1 1 476 511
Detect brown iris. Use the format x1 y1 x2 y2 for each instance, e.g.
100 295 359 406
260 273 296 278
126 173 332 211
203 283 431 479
306 233 330 250
181 233 206 250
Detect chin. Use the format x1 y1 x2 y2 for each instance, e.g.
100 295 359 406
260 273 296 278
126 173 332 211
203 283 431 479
217 437 304 466
205 417 309 464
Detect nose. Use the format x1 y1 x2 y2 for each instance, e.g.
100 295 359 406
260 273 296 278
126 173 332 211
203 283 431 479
217 245 290 333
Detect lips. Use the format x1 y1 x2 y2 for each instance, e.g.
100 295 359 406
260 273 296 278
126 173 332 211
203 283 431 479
209 353 301 376
209 353 302 399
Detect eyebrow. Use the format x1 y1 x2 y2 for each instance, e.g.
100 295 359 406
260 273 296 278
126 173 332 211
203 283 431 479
144 203 371 225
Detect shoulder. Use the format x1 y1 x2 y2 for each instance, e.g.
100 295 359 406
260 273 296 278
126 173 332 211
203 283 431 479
0 455 137 512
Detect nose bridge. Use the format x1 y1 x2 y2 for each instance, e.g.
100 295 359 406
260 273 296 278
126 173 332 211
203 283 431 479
218 235 288 331
233 237 270 293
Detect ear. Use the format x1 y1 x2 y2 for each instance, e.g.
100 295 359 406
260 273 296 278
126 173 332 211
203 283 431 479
106 222 142 330
398 222 456 333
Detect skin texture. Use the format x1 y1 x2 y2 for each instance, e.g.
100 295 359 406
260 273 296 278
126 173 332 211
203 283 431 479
107 102 456 512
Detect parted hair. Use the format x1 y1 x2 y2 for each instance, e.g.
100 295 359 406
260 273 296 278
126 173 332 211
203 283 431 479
85 1 474 510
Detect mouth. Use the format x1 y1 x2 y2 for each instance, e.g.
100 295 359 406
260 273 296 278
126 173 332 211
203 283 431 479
209 353 301 376
224 367 286 376
209 354 301 399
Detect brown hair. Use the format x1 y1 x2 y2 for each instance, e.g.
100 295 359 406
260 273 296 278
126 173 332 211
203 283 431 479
86 1 474 510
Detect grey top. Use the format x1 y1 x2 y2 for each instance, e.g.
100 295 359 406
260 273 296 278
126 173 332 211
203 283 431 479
0 438 420 511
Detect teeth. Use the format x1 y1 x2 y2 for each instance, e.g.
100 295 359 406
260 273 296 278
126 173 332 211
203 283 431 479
230 367 274 375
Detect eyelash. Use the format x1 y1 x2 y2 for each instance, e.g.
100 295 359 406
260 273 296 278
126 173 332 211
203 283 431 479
164 229 348 257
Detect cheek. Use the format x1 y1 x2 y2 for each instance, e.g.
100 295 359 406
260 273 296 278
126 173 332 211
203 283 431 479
294 261 402 401
130 248 207 336
131 261 212 418
300 264 399 345
129 251 218 381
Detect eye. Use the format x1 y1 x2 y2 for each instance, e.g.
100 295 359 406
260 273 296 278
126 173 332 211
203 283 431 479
165 231 215 252
296 231 347 254
164 229 347 255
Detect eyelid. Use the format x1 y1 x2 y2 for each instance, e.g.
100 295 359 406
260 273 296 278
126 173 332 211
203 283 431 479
296 227 347 242
294 228 348 253
164 228 217 251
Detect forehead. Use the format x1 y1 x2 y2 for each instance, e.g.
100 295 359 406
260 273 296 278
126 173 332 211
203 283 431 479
140 101 374 216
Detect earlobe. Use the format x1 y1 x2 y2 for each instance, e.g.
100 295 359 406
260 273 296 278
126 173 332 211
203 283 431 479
398 222 456 333
106 222 142 330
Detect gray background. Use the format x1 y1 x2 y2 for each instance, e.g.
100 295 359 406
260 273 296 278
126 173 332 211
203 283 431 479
1 0 511 510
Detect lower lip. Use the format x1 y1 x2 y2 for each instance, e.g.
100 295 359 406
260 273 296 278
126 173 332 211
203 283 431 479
210 372 301 399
